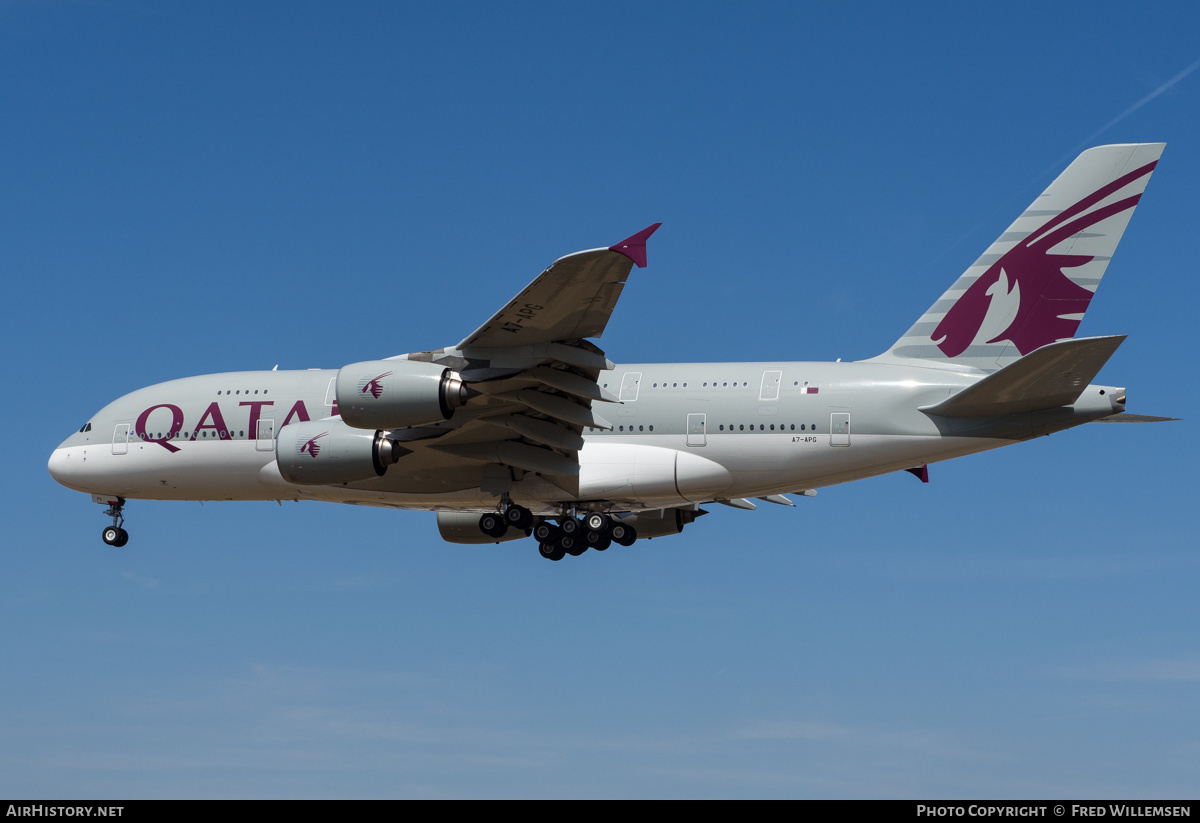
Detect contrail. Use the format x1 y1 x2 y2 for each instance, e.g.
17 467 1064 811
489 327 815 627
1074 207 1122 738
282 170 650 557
1039 55 1200 178
1082 55 1200 144
906 57 1199 276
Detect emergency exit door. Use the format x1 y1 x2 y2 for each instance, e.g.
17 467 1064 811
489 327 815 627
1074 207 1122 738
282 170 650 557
112 423 130 455
830 412 850 446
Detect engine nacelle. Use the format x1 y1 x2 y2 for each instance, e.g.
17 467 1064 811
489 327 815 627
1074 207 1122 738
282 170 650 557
276 419 408 485
436 511 530 544
616 507 706 540
336 359 468 430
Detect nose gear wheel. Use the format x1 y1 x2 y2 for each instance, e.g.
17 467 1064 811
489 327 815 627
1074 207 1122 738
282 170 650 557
99 498 129 546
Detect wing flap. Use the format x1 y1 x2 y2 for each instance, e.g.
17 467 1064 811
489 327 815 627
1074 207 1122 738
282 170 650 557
458 342 613 372
920 335 1126 418
511 389 613 430
489 414 586 451
430 440 580 476
526 365 620 403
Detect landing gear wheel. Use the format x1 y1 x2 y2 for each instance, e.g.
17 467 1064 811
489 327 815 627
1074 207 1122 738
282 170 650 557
558 533 586 556
587 533 611 551
533 522 560 544
102 526 128 547
478 512 508 539
559 516 584 537
99 497 128 547
539 542 565 561
583 512 611 534
504 504 533 530
610 523 637 546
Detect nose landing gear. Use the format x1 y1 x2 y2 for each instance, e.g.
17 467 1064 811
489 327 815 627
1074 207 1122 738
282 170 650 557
99 497 129 547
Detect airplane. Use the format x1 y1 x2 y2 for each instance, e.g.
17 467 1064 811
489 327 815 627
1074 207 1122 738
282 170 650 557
48 143 1175 560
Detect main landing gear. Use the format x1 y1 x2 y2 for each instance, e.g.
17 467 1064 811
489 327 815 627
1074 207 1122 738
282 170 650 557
478 500 535 539
535 512 638 562
479 504 640 561
100 497 129 547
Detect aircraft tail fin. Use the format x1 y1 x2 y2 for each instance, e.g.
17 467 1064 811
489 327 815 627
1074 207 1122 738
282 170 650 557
871 143 1164 372
919 335 1124 418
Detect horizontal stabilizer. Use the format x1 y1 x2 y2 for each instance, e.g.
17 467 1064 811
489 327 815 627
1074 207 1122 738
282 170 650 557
920 335 1125 418
1091 413 1180 423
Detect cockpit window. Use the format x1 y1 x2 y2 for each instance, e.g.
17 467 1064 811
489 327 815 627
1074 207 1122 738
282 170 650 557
78 423 92 433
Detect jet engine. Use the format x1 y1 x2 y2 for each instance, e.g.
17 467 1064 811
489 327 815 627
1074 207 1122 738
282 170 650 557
616 507 707 539
336 359 469 430
276 419 409 485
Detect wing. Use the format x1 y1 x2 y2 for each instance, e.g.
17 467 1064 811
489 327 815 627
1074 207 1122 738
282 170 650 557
458 223 661 348
371 224 661 504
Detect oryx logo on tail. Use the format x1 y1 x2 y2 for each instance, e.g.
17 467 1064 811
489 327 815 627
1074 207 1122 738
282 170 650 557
873 144 1164 373
299 432 328 458
360 372 392 400
932 160 1158 358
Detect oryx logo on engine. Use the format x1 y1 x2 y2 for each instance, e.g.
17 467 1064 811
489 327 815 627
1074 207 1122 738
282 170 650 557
299 432 328 458
359 372 392 400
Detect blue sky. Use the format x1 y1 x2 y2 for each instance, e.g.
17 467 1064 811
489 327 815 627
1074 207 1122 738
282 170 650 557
4 1 1200 798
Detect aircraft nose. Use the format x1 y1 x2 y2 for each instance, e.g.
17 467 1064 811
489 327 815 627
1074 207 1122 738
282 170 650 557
48 446 89 491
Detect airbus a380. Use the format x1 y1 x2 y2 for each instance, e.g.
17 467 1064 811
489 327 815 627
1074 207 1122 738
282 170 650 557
48 144 1173 560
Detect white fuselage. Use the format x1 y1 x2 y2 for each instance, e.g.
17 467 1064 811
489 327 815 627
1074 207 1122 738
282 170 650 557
47 360 1122 515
